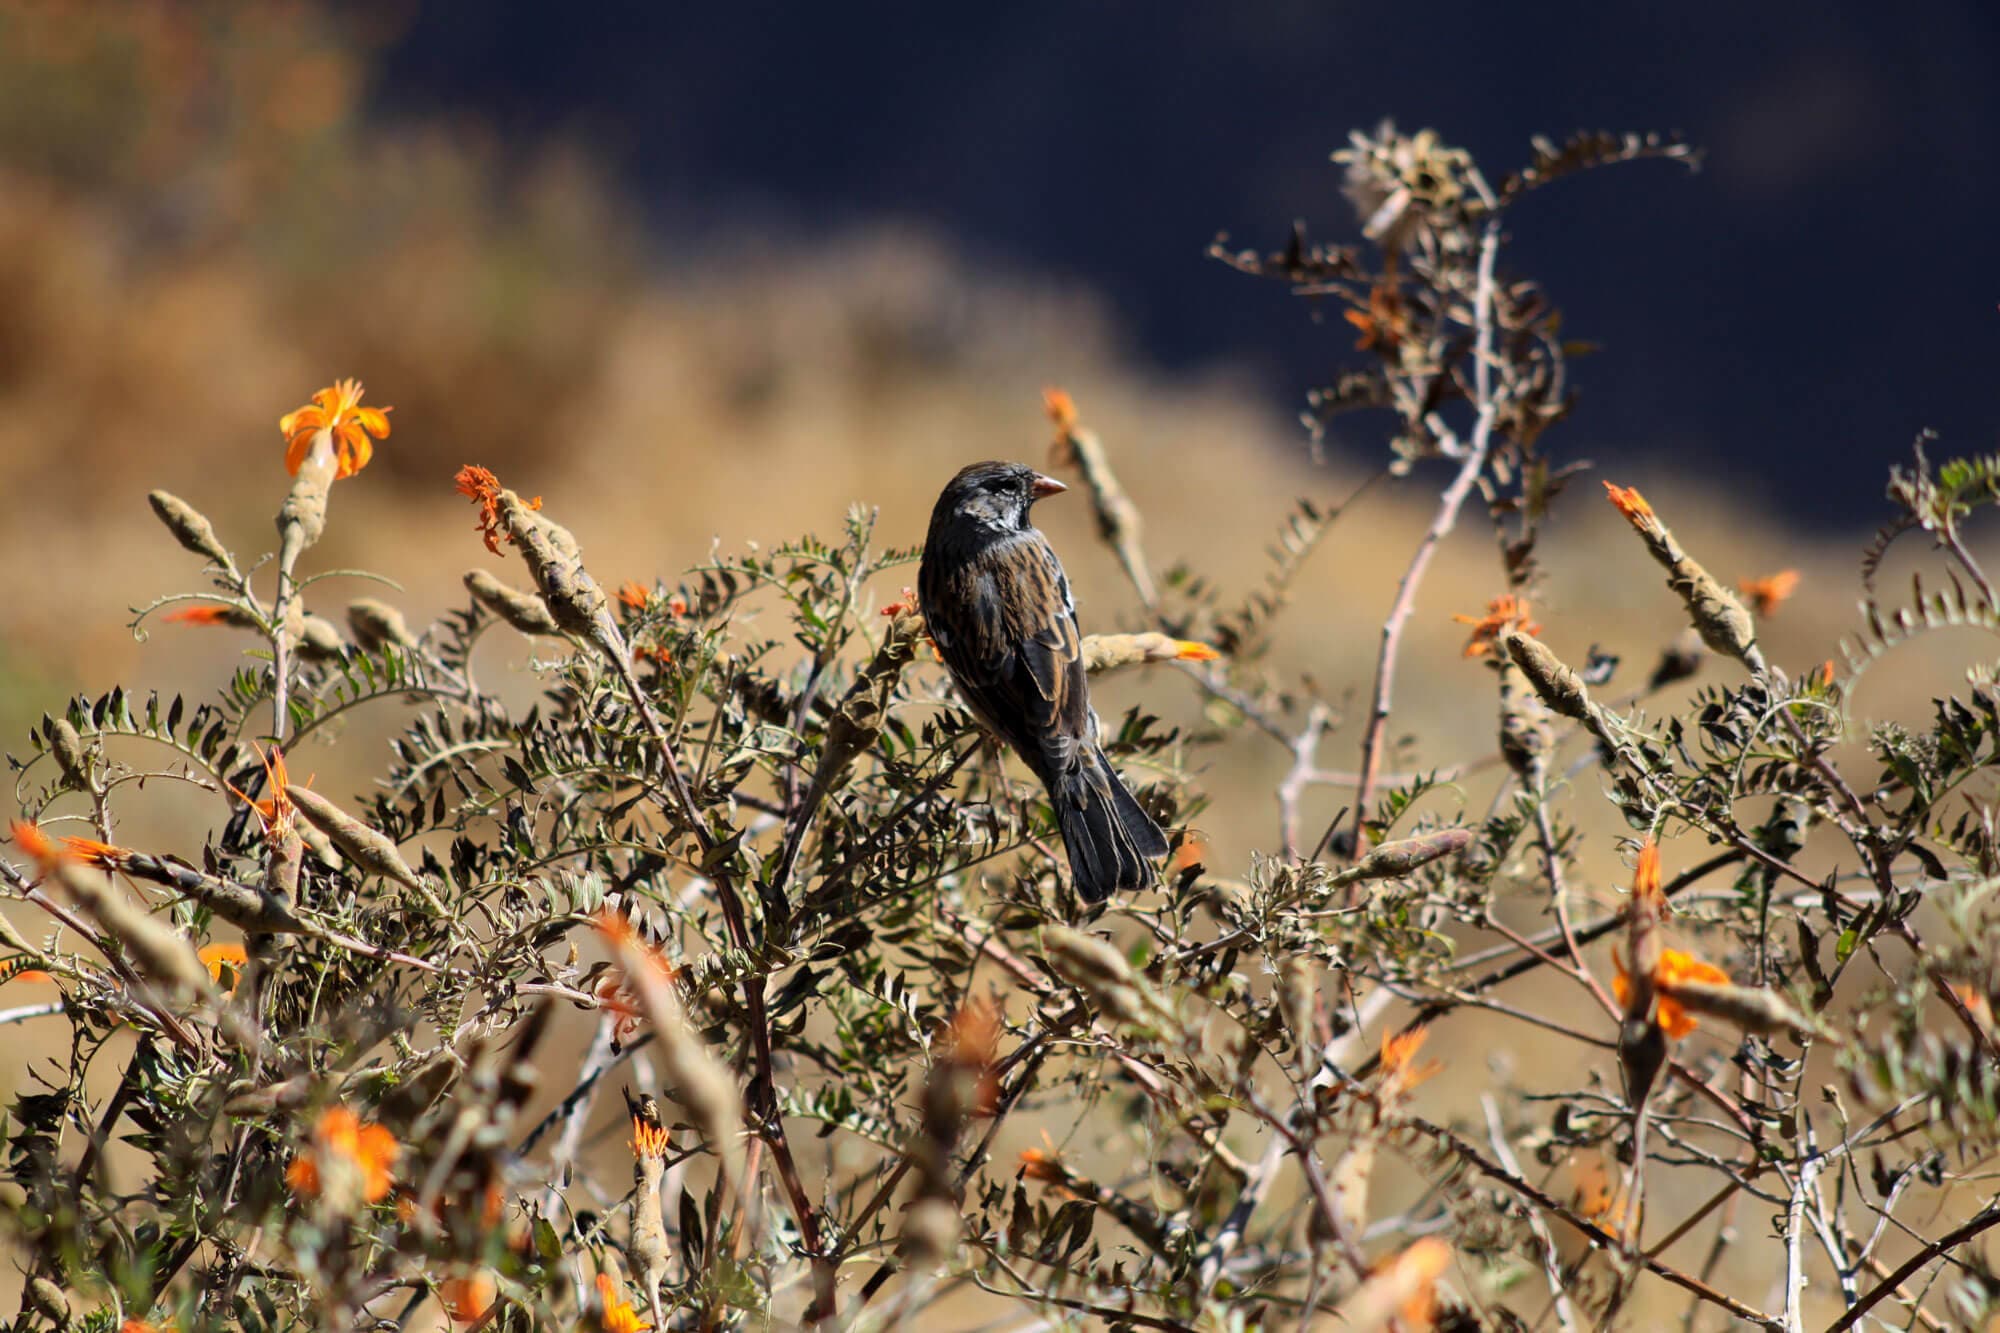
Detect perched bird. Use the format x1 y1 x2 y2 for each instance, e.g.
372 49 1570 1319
920 460 1168 901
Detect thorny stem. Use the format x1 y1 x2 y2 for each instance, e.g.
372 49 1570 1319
1323 218 1503 862
1824 1202 2000 1333
601 638 838 1322
1411 1115 1783 1329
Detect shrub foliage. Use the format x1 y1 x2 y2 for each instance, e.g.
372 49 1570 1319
6 124 2000 1333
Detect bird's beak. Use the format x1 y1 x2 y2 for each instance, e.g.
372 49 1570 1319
1030 474 1068 499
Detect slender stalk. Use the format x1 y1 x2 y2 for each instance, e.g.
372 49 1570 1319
1321 219 1502 861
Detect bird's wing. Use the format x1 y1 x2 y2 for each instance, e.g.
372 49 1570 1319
928 532 1094 777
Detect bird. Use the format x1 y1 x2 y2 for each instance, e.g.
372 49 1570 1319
919 460 1169 901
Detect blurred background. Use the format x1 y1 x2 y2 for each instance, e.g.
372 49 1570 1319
2 2 1996 1322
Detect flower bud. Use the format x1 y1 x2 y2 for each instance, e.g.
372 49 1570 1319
1501 629 1592 721
465 569 563 636
346 598 417 652
148 489 232 566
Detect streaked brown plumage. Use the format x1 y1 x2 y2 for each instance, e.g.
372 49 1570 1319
919 460 1167 901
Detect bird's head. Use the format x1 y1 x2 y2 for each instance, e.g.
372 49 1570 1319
930 460 1067 537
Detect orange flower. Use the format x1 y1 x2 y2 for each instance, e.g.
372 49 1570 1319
439 1271 499 1324
940 996 1002 1116
1345 280 1409 353
594 973 644 1046
630 1108 670 1161
121 1321 168 1333
11 819 62 870
1017 1147 1065 1182
1451 595 1540 658
1612 948 1729 1040
1738 569 1801 618
593 1271 650 1333
286 1105 400 1204
1379 1237 1450 1331
1602 480 1654 522
280 378 390 480
1633 838 1663 910
6 969 52 985
59 835 131 867
163 604 239 627
1380 1024 1442 1095
225 744 297 839
617 581 649 610
1042 386 1078 433
200 943 249 993
454 464 541 555
1173 640 1221 662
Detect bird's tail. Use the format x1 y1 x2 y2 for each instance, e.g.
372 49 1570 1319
1052 748 1169 903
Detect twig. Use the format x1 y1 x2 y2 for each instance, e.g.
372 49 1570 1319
1824 1202 2000 1333
1322 218 1503 861
1483 1094 1581 1333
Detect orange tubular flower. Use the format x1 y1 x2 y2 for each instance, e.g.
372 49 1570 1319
439 1271 498 1324
280 378 390 480
1633 839 1663 910
60 835 131 867
200 942 249 992
617 581 649 611
1017 1147 1065 1182
11 820 63 870
225 744 297 839
286 1105 401 1204
1602 480 1654 523
1380 1024 1443 1097
163 604 237 627
454 464 541 555
1452 595 1541 659
941 996 1002 1116
1738 569 1801 618
1612 947 1729 1040
630 1109 670 1161
1042 386 1078 433
593 1272 649 1333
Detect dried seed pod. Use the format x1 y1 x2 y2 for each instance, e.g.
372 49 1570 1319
464 569 563 636
50 718 90 790
148 489 232 566
346 598 417 652
278 428 338 551
817 613 921 790
1496 659 1554 782
1280 955 1319 1057
1654 976 1821 1042
1333 828 1474 884
1501 629 1592 721
50 857 215 1001
118 851 309 935
285 785 435 906
1043 926 1168 1028
598 913 745 1187
498 491 610 637
296 614 348 663
1618 1015 1668 1108
1047 389 1158 608
24 1275 70 1324
1079 632 1221 672
1604 482 1761 669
